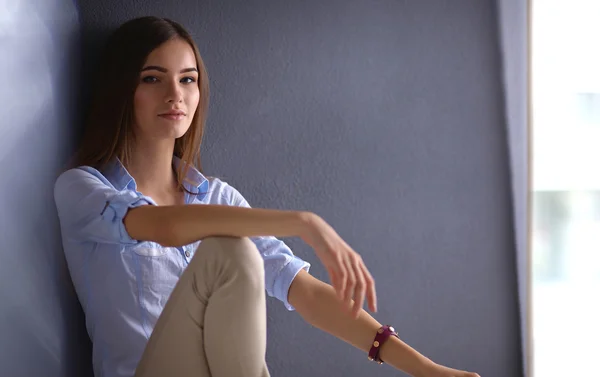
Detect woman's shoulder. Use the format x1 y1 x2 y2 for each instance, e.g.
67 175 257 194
54 166 112 196
56 165 106 184
205 175 232 194
204 176 246 204
206 175 227 187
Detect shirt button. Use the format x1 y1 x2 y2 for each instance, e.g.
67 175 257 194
185 250 191 258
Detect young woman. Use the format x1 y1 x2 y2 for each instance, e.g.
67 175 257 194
54 16 481 377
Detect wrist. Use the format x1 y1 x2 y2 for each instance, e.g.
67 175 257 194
411 358 437 377
296 211 321 242
377 335 435 377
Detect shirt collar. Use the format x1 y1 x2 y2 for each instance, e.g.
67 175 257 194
103 156 209 201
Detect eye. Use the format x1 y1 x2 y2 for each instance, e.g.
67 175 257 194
142 76 158 83
181 76 197 84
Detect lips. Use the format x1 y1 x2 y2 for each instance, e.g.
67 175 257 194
159 110 186 116
158 108 186 121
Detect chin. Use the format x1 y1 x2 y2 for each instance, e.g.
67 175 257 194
168 129 189 140
135 119 192 141
160 122 191 139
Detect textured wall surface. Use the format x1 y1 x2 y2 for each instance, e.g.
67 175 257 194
73 1 522 376
0 0 92 376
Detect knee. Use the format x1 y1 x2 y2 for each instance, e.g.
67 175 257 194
194 236 264 284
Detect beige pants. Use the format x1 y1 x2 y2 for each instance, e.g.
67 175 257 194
134 237 271 377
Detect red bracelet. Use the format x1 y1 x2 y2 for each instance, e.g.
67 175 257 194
368 325 399 364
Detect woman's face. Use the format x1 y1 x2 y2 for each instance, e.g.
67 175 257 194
133 38 200 141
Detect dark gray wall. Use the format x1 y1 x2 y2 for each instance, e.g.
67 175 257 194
0 0 92 376
74 1 522 377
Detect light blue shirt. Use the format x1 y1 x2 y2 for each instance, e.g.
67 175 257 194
53 157 310 377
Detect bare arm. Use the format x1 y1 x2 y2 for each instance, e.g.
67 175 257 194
288 271 480 377
126 203 377 317
124 204 313 247
289 270 433 377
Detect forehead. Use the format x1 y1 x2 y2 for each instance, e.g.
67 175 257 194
143 38 197 69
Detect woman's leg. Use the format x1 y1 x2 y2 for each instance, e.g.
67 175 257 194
135 236 271 377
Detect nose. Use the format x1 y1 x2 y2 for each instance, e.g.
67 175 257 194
165 81 183 103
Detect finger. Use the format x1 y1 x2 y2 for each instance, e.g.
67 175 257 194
342 255 356 309
360 261 377 312
351 256 366 318
325 265 342 298
333 253 348 300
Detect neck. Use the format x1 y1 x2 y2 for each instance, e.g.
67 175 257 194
127 139 178 193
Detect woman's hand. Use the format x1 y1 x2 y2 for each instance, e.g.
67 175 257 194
300 213 377 318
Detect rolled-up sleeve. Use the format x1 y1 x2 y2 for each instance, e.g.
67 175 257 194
54 167 155 245
226 184 310 311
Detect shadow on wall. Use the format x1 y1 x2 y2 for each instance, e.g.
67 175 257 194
0 1 93 376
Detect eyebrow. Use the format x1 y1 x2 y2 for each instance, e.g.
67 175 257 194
141 65 198 74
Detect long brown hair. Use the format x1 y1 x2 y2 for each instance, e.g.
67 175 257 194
73 16 210 190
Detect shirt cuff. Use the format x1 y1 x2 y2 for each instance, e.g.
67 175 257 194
101 190 154 244
273 256 311 311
